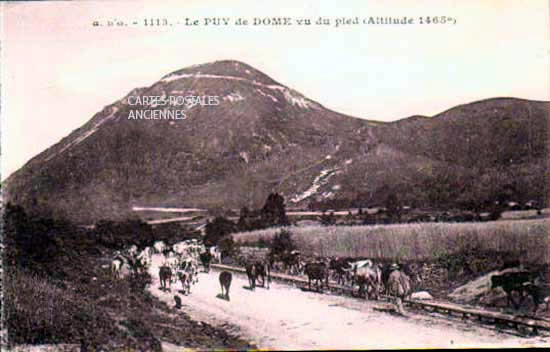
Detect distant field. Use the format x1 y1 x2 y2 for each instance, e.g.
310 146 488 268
500 208 549 220
233 218 550 264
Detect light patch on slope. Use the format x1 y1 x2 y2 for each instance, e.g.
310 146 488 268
161 73 320 110
282 89 317 109
45 106 119 161
345 159 353 165
291 167 341 203
223 91 245 102
256 89 278 102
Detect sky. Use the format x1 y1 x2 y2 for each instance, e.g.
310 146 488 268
1 0 549 179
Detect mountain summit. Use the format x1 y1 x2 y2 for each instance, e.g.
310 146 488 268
4 61 548 223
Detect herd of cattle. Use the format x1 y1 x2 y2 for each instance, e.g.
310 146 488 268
106 241 549 315
240 253 417 298
237 253 416 314
108 239 222 295
238 251 549 314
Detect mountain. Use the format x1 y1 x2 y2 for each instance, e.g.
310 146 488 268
3 60 549 223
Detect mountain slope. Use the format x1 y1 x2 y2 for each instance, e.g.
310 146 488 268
4 61 549 223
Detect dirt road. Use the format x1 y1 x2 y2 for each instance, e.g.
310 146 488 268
148 255 549 350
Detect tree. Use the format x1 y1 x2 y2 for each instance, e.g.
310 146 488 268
269 229 296 259
94 218 154 249
260 192 289 227
321 211 336 226
237 206 251 231
218 235 235 259
204 217 237 247
385 193 402 222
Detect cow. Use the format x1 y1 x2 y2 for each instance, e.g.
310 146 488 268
210 246 222 264
177 271 191 295
279 250 302 275
523 278 550 313
304 262 329 292
254 260 271 289
153 241 166 254
178 257 199 286
173 242 191 257
219 271 232 301
348 259 373 271
159 266 173 291
386 264 412 315
491 271 540 309
343 259 374 287
110 256 126 278
354 264 383 300
329 257 355 286
127 244 139 257
199 251 213 273
245 261 257 290
128 249 151 275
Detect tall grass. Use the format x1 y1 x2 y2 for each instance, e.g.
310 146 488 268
4 268 112 346
233 219 550 264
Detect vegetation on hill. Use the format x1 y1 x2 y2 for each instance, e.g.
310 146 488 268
4 60 547 223
2 203 255 350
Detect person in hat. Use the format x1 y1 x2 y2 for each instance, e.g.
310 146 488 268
387 263 411 315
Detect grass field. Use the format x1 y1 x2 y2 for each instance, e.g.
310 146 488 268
233 218 550 265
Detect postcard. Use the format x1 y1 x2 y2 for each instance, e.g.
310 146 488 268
1 1 549 350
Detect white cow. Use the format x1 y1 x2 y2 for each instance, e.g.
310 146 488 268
173 242 191 257
163 255 180 283
349 259 373 270
110 253 129 278
153 241 166 254
209 246 222 264
127 244 139 257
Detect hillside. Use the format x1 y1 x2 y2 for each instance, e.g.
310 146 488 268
4 60 549 223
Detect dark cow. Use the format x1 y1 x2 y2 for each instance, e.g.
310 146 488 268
304 262 329 292
245 260 271 290
219 271 232 301
490 271 539 309
329 257 355 286
254 260 271 289
159 266 172 291
199 251 213 273
245 261 257 290
281 250 302 275
523 278 550 313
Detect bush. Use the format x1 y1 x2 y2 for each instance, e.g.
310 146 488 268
218 235 236 259
204 217 237 247
269 229 296 259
